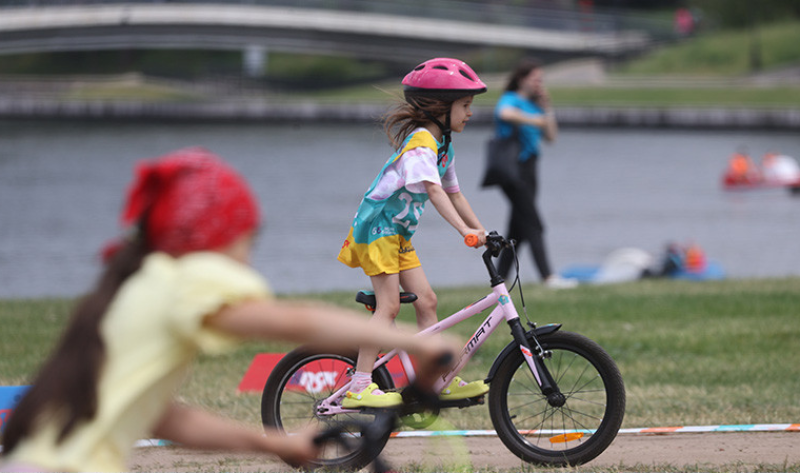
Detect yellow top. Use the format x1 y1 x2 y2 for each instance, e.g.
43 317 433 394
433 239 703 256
5 252 270 472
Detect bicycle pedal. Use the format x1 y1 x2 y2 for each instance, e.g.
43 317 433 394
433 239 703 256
438 395 485 409
358 407 397 415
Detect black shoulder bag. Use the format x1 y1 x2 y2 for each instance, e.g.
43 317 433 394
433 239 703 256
480 127 521 188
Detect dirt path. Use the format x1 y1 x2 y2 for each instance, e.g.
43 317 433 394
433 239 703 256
130 432 800 472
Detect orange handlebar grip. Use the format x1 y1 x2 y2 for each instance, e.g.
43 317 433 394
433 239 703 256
464 234 480 247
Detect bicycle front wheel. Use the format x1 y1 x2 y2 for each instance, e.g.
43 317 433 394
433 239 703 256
489 330 625 466
261 347 395 471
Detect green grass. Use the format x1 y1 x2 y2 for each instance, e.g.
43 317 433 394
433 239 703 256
62 82 202 102
3 277 799 431
3 278 800 472
618 21 800 76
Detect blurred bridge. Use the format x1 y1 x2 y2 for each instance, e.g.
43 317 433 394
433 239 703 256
0 1 665 64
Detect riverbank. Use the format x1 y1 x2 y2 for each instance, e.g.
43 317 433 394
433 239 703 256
3 97 800 130
2 63 800 128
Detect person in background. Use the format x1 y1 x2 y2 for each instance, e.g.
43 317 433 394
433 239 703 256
674 7 696 36
337 58 490 408
493 58 577 289
0 148 453 473
683 242 707 273
724 149 761 186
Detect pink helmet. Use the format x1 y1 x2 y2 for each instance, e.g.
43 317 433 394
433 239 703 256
402 58 487 103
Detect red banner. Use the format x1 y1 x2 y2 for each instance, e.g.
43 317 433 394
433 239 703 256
237 353 409 393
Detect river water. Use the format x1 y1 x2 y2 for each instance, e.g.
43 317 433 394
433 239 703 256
1 120 798 298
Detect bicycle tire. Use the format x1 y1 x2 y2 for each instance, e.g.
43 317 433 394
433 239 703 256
489 330 625 466
261 347 395 471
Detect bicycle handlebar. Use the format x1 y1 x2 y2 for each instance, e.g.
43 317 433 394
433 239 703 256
465 232 513 250
470 232 515 286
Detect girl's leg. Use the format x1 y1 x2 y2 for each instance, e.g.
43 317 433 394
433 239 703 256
355 272 401 374
343 273 404 407
398 266 437 330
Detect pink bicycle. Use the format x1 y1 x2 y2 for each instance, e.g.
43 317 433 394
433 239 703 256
261 232 625 470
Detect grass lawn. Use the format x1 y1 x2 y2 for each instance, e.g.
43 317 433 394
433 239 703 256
618 21 800 77
2 277 799 433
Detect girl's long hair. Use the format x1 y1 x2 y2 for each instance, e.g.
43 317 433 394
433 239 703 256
383 96 452 149
1 233 150 454
504 58 543 92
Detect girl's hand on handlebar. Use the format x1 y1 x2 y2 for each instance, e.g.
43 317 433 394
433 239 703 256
463 229 486 248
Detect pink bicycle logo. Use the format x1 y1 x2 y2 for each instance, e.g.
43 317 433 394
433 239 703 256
294 371 341 394
286 359 351 394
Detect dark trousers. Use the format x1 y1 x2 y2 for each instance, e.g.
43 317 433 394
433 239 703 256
497 157 552 280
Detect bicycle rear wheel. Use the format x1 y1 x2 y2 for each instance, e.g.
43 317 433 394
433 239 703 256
261 347 395 471
489 330 625 466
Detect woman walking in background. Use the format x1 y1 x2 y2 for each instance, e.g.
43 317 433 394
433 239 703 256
493 58 576 289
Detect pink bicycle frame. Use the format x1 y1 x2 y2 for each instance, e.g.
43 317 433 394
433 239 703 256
316 282 544 415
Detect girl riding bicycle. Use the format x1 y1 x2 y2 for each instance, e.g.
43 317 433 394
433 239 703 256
0 148 453 473
337 58 490 408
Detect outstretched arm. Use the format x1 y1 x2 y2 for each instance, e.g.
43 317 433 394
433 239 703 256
153 402 317 467
206 298 454 365
424 181 486 245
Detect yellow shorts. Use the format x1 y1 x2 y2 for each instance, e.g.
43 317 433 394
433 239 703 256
337 228 421 276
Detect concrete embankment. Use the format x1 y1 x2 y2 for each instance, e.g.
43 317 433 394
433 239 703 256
2 63 799 129
1 97 799 130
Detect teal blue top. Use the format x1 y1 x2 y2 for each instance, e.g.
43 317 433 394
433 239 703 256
495 90 544 161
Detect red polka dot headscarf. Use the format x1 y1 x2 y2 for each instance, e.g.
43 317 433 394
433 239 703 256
120 147 260 257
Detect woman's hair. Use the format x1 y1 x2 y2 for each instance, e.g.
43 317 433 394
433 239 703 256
504 58 543 92
383 96 452 149
1 233 150 454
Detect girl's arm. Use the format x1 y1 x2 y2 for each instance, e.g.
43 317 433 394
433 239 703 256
153 402 317 467
447 190 485 234
206 298 452 362
424 181 486 245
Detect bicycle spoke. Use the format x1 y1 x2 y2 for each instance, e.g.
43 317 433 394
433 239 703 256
564 369 600 397
558 403 601 431
565 394 607 408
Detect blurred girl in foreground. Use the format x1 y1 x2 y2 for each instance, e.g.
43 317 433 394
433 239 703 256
1 148 452 473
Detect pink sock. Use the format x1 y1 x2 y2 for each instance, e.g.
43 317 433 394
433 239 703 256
350 371 385 395
349 372 371 393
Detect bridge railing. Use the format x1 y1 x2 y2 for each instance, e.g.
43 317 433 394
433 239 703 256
0 0 676 41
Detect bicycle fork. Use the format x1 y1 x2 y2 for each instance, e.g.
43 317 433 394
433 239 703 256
508 318 566 407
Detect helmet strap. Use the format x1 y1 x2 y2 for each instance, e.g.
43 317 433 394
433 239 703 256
422 110 451 165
